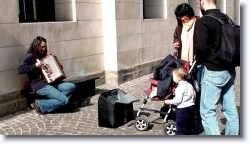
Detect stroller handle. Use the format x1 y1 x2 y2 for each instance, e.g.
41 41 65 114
173 49 196 73
173 50 178 58
189 60 196 73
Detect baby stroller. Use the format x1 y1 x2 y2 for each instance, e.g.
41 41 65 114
134 51 199 135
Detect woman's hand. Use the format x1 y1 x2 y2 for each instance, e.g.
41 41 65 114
35 60 42 68
173 42 180 49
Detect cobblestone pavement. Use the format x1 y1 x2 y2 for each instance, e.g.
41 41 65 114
0 67 240 136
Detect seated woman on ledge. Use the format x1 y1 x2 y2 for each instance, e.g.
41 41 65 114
18 36 76 114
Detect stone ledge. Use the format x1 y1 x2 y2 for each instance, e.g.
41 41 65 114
0 94 28 117
104 59 162 85
0 71 105 118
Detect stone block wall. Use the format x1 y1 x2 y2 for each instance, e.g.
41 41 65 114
0 0 105 117
103 0 188 85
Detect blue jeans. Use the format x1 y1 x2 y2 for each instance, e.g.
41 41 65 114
35 82 76 113
200 67 239 135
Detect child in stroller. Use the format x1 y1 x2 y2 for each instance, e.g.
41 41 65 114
134 52 199 135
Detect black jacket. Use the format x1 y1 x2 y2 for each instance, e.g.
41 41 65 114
153 54 185 98
196 9 234 71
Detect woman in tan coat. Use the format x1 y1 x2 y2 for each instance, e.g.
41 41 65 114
173 3 199 66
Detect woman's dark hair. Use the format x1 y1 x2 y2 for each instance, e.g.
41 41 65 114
27 36 47 59
174 3 195 25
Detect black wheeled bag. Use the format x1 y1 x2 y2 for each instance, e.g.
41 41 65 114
98 89 139 128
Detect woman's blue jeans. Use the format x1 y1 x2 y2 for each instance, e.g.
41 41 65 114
200 67 239 135
35 82 76 113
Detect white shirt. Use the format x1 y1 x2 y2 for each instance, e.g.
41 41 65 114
167 81 196 108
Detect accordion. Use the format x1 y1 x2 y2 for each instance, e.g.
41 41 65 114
41 55 66 83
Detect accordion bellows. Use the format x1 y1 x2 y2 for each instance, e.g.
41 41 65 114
41 54 66 83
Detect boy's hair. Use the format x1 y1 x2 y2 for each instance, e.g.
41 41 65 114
209 0 217 4
204 0 217 4
173 66 188 80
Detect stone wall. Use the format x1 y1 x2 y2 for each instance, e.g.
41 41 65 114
0 0 105 117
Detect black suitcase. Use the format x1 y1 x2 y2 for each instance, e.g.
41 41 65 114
98 89 139 128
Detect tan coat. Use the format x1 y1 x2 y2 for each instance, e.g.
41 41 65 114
173 16 199 61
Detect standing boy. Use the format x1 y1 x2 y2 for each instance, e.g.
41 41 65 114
164 66 196 135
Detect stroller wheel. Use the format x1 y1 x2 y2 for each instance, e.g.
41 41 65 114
163 120 176 135
139 115 150 123
135 115 149 131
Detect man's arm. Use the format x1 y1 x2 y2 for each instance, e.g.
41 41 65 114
196 18 210 64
